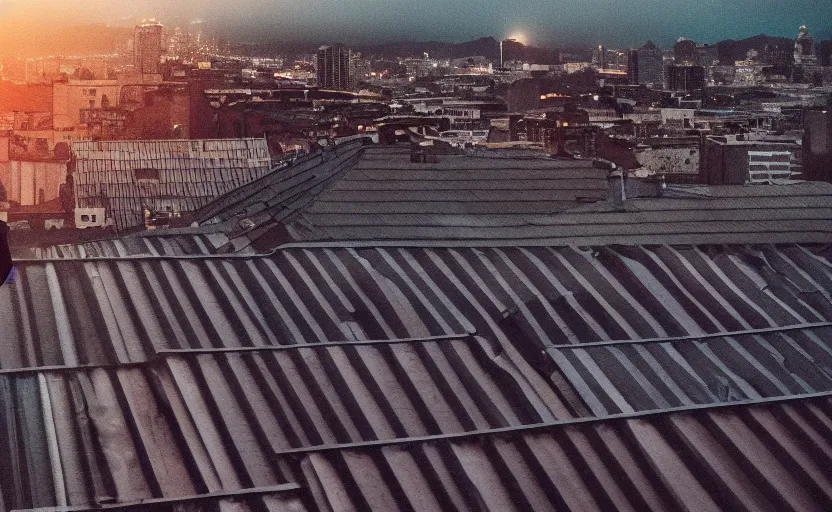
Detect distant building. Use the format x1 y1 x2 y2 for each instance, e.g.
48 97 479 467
562 62 591 74
501 39 524 67
803 109 832 182
661 108 696 128
592 45 607 70
53 80 121 130
635 140 700 182
71 138 272 230
317 45 353 90
627 50 639 84
820 40 832 67
523 110 599 156
0 135 67 207
696 44 720 67
734 58 766 86
701 134 802 184
667 65 705 92
402 56 436 78
697 44 720 85
506 79 540 112
629 41 664 87
793 25 823 84
794 25 817 66
674 38 699 65
134 19 164 76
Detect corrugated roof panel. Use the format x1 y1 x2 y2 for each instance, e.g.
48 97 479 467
547 326 832 414
71 138 273 232
0 335 572 510
6 244 832 416
283 396 832 511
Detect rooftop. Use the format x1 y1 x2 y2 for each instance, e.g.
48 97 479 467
24 141 832 258
71 138 274 232
284 146 609 243
4 141 832 510
2 242 832 510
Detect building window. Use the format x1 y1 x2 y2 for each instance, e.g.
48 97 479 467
81 215 90 222
90 215 97 223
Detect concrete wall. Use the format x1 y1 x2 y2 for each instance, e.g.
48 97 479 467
0 160 66 206
53 80 121 130
636 146 699 176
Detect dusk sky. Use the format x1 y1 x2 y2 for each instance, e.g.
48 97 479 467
1 0 831 47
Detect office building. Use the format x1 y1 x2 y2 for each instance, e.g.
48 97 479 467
674 38 698 65
134 19 164 75
794 25 817 65
627 50 639 84
701 134 802 184
793 25 823 84
696 44 720 66
592 44 607 69
500 38 525 67
667 65 705 92
316 45 353 90
629 41 664 87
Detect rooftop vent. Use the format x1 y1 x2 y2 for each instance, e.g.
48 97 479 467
608 169 625 211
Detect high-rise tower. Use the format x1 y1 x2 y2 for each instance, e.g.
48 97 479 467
135 19 164 75
316 45 353 90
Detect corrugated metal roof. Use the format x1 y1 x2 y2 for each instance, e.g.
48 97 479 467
548 324 832 415
36 145 832 258
3 349 832 511
288 178 832 245
8 196 832 508
72 139 273 232
287 393 832 511
3 358 830 511
187 144 832 248
25 232 240 259
285 146 611 243
0 334 569 510
193 139 367 229
25 140 367 260
4 244 832 410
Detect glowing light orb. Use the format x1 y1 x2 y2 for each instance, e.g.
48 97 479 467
508 32 528 45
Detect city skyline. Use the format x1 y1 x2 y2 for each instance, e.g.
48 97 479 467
0 0 830 50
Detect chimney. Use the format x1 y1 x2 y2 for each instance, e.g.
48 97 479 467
608 169 625 211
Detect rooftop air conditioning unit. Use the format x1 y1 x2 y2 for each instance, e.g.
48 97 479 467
75 208 107 229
